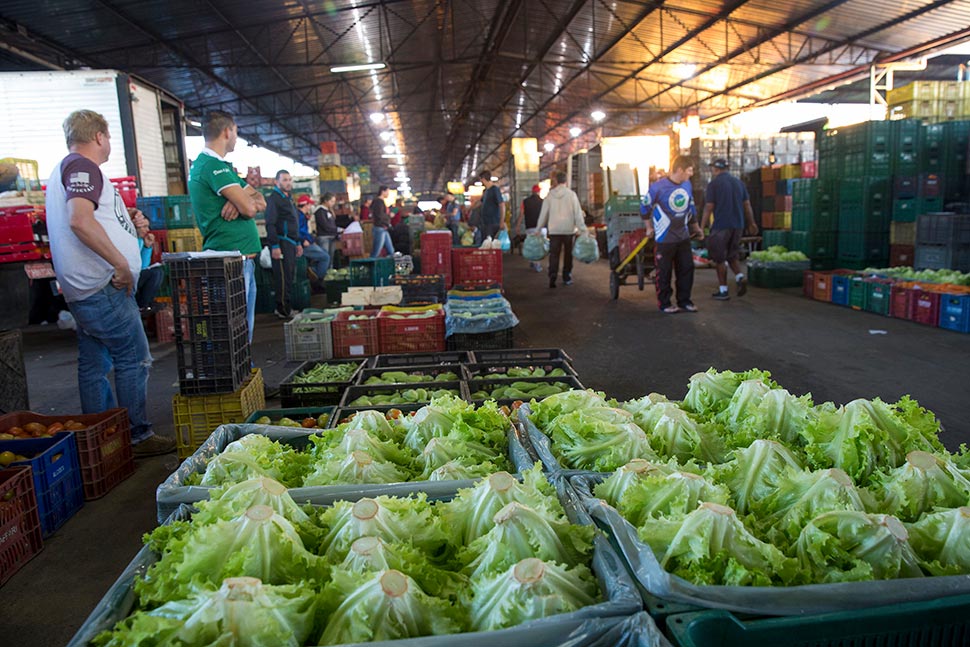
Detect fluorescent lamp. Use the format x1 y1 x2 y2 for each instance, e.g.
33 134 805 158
381 154 405 159
189 120 202 128
370 112 386 124
543 142 555 152
569 127 582 137
383 144 397 154
591 110 606 122
490 176 498 182
379 131 393 141
331 62 386 73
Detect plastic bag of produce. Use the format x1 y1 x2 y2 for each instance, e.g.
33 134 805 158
573 235 598 264
523 233 549 261
497 229 511 252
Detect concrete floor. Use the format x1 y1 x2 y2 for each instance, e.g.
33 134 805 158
1 255 968 646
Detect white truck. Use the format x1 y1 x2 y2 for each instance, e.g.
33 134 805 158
0 69 189 195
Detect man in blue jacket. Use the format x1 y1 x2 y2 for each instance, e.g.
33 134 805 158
265 170 302 319
642 156 704 313
296 194 330 282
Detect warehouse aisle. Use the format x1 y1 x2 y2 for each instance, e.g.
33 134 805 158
3 252 969 646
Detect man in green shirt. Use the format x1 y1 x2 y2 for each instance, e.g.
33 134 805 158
188 111 266 342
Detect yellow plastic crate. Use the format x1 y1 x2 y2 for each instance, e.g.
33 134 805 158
166 228 204 253
774 212 792 230
890 221 916 246
319 165 348 181
888 99 937 120
172 368 265 459
887 81 939 105
778 164 801 180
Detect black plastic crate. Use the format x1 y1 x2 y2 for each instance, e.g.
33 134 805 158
371 351 471 367
175 319 251 395
328 404 424 428
165 254 247 320
279 359 367 407
340 381 468 408
392 274 447 305
446 327 514 352
466 375 585 405
357 364 465 385
470 347 574 366
462 359 578 380
916 212 970 246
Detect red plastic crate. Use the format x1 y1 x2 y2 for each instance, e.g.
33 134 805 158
341 232 364 258
890 283 916 320
148 230 167 265
155 307 176 343
110 176 138 209
378 309 445 354
331 310 380 358
618 229 646 263
420 232 453 288
812 272 832 302
452 248 502 287
319 141 338 155
0 466 44 587
0 409 134 500
800 161 817 178
890 244 915 267
912 288 942 327
802 270 815 299
0 206 42 264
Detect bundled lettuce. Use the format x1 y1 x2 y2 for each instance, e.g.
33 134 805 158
868 451 970 522
303 450 412 486
339 536 465 600
318 494 448 559
136 505 329 605
623 395 728 463
466 558 599 631
907 507 970 576
401 397 509 453
714 382 815 448
318 569 464 644
605 469 729 527
527 389 608 428
199 435 312 488
711 439 805 515
639 502 798 586
545 406 658 471
682 368 777 420
795 511 923 583
95 577 317 647
804 397 946 484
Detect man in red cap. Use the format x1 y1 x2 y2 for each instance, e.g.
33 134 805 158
518 184 544 272
297 194 331 283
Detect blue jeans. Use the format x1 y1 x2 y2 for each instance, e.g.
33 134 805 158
316 236 336 273
135 265 164 309
243 257 256 344
371 226 395 258
302 243 330 278
67 284 153 443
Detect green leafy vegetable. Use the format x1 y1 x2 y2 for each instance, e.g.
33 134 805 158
711 439 805 515
545 406 658 471
869 451 970 522
907 507 970 576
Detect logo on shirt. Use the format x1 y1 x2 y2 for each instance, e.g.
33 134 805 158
213 168 230 175
68 172 94 193
667 188 690 213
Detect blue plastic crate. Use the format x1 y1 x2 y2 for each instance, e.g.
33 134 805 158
136 196 166 230
939 293 970 333
831 273 852 306
1 432 83 537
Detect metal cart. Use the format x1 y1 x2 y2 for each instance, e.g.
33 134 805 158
605 196 654 300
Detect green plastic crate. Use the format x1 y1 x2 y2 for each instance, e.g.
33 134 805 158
790 231 837 259
244 406 334 426
762 230 790 249
665 594 970 647
349 257 395 287
748 264 808 288
837 231 889 263
864 279 893 316
163 195 196 229
848 275 867 310
323 278 350 305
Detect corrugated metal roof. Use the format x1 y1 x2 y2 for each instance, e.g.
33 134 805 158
2 0 969 191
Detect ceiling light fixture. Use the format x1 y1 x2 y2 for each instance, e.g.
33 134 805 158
543 142 555 152
370 112 386 124
490 176 498 182
591 110 606 122
569 127 582 137
383 144 397 154
380 154 405 159
331 62 386 73
674 63 696 79
379 131 393 141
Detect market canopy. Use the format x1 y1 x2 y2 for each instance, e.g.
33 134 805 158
2 0 969 192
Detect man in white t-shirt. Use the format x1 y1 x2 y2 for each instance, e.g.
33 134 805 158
45 110 175 456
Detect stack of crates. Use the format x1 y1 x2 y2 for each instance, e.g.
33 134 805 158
915 213 970 272
758 165 802 234
166 255 263 457
789 178 837 269
420 231 454 288
888 80 970 123
138 195 202 302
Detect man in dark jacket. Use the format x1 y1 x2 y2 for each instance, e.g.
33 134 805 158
370 186 395 257
479 172 505 239
265 169 303 319
314 191 340 269
519 184 543 272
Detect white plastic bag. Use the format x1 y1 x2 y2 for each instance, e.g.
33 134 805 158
522 233 549 261
573 234 599 264
258 246 272 269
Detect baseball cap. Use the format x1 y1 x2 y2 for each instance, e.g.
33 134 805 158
709 158 729 169
531 185 541 193
297 194 314 205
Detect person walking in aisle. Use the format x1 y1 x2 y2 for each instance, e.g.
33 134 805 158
265 170 303 319
479 172 505 240
314 191 341 268
701 158 759 300
518 184 544 272
189 110 266 342
537 171 586 288
46 109 175 456
296 194 331 283
370 185 395 257
642 155 704 313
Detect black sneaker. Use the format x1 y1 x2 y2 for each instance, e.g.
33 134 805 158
549 280 556 289
712 290 730 301
133 434 176 457
737 276 748 296
274 308 292 320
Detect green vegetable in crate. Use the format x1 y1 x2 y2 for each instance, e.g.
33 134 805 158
293 362 360 390
364 371 458 385
349 388 460 406
867 451 970 522
95 577 317 647
621 394 729 464
338 536 465 600
907 507 970 576
543 406 658 472
318 494 448 557
748 245 809 262
198 435 312 488
493 366 567 378
302 450 411 487
600 467 730 528
472 380 572 401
